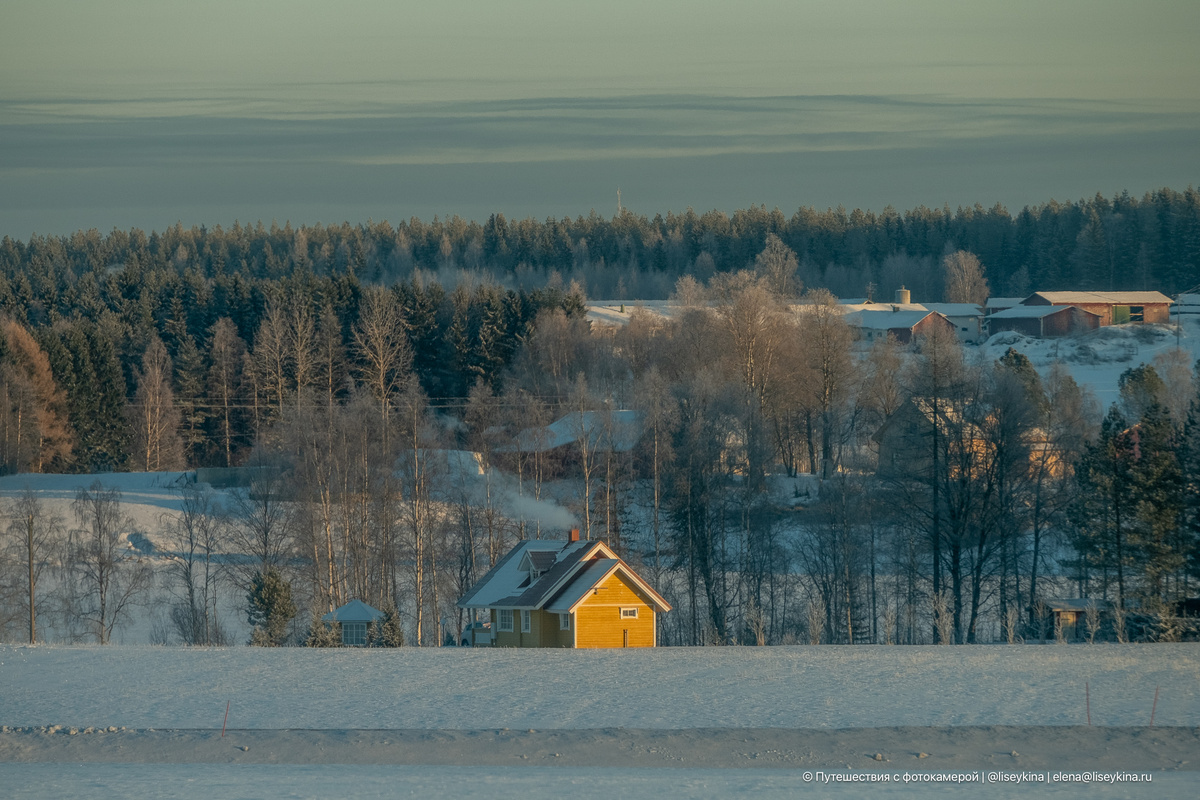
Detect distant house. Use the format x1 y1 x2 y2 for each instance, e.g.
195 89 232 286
986 305 1101 338
1021 291 1172 326
458 532 671 648
322 599 384 647
922 303 985 343
843 308 957 344
873 398 1066 481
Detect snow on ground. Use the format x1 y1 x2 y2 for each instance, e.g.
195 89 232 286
4 644 1197 730
4 764 1197 800
977 318 1200 408
4 645 1199 798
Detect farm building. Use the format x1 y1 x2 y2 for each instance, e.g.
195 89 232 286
321 599 385 647
458 532 671 648
986 305 1101 338
843 307 956 344
1021 291 1172 325
922 303 985 343
984 297 1024 316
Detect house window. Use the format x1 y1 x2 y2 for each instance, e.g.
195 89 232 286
560 612 571 630
343 621 367 647
498 609 514 632
620 607 638 619
521 610 531 632
1130 306 1144 323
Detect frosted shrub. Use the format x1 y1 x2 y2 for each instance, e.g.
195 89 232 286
806 596 826 645
931 591 954 644
1112 604 1127 644
1084 601 1101 644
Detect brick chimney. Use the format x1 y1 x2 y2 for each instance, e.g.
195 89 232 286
568 527 580 543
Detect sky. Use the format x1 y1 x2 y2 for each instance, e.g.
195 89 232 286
1 1 1198 237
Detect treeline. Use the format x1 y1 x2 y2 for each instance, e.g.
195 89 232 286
2 187 1198 308
0 272 585 473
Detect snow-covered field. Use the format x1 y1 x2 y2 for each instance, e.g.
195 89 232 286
4 644 1199 730
3 645 1199 798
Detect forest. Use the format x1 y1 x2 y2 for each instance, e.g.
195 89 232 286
0 186 1198 649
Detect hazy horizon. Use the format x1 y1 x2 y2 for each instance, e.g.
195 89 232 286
2 1 1197 238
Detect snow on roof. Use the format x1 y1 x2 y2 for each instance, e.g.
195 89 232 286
545 559 620 612
458 539 591 608
989 305 1080 319
844 309 938 330
921 303 982 317
459 538 671 613
322 599 385 624
985 297 1024 310
507 410 644 453
835 301 927 313
1026 291 1173 305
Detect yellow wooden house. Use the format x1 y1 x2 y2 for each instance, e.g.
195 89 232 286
458 532 671 648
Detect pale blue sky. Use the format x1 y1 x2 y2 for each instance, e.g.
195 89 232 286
2 1 1198 235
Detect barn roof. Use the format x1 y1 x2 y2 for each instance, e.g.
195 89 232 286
1025 291 1172 305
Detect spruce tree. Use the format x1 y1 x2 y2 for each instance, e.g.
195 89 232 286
247 568 297 646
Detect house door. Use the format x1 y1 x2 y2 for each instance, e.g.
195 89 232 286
623 629 628 648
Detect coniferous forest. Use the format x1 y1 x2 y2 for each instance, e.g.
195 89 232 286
0 187 1199 648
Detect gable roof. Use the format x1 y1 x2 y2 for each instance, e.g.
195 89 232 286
1024 291 1172 305
989 305 1099 319
322 599 385 624
844 309 944 331
458 538 671 613
504 410 645 453
921 303 982 317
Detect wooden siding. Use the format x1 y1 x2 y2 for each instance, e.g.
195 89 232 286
488 608 573 647
573 570 657 648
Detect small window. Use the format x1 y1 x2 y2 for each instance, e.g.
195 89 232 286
560 612 571 630
342 621 367 647
498 609 513 632
521 610 531 632
620 607 638 619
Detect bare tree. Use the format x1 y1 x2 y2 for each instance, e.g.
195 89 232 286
942 250 990 306
753 233 801 297
251 300 291 428
128 336 184 472
2 489 64 642
62 482 151 644
164 482 228 645
207 318 248 467
354 286 412 437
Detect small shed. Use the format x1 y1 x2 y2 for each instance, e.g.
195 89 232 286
987 305 1101 338
322 599 385 646
1045 598 1112 641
